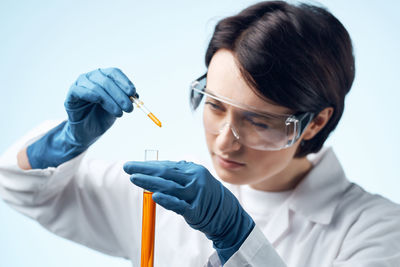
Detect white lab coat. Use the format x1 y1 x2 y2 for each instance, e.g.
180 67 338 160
1 121 400 267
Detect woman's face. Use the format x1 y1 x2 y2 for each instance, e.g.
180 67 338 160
205 49 311 191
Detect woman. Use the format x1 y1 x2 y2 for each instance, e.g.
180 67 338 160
1 1 399 266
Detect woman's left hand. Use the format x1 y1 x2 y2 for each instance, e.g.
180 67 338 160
123 160 255 264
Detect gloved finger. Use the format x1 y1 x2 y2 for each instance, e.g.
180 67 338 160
66 85 123 117
152 192 189 215
99 68 136 97
87 70 133 113
71 73 124 116
124 161 191 186
65 74 95 109
130 173 186 198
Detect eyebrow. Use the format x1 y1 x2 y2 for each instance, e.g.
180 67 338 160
242 111 275 120
203 88 291 118
205 97 276 120
203 89 219 99
203 92 226 106
204 96 229 110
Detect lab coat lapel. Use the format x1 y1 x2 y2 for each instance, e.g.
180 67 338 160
288 147 350 225
261 147 350 245
263 201 290 245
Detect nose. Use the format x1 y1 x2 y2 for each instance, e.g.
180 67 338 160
215 123 241 153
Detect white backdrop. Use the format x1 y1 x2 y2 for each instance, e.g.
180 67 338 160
1 0 399 266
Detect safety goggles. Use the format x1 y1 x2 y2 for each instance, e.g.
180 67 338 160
190 74 314 151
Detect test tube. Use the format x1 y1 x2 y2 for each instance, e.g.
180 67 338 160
141 149 158 267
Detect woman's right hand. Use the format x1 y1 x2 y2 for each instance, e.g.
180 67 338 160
64 68 136 147
25 68 136 169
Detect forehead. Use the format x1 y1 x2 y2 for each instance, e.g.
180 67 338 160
206 49 292 115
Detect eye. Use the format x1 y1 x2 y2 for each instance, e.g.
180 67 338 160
244 116 270 130
205 101 224 112
251 121 270 129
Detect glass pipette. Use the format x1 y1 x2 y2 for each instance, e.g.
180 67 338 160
130 96 162 127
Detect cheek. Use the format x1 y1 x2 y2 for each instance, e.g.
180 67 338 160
246 147 297 180
203 112 210 146
204 127 300 185
204 131 215 152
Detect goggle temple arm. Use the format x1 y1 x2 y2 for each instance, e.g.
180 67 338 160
297 112 315 141
286 112 314 147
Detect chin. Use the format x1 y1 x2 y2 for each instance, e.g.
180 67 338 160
214 165 249 185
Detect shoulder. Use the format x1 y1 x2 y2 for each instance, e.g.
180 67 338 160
338 183 400 222
306 147 400 226
333 182 400 247
330 183 400 263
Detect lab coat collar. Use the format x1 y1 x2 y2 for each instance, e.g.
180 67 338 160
263 147 350 245
288 147 350 225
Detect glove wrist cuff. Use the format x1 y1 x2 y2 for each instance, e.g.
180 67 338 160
27 121 88 169
213 213 255 264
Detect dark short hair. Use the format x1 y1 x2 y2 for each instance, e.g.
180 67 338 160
205 1 355 157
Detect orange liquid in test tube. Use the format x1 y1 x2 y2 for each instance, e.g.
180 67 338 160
141 191 156 267
141 149 158 267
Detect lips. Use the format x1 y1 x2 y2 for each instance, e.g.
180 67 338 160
215 155 245 170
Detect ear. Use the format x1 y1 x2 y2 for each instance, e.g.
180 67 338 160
302 107 334 140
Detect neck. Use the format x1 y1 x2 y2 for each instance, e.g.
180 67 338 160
250 157 312 192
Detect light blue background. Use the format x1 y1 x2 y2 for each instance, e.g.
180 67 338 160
1 0 399 266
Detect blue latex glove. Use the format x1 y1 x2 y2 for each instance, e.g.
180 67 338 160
123 160 255 264
27 68 136 169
